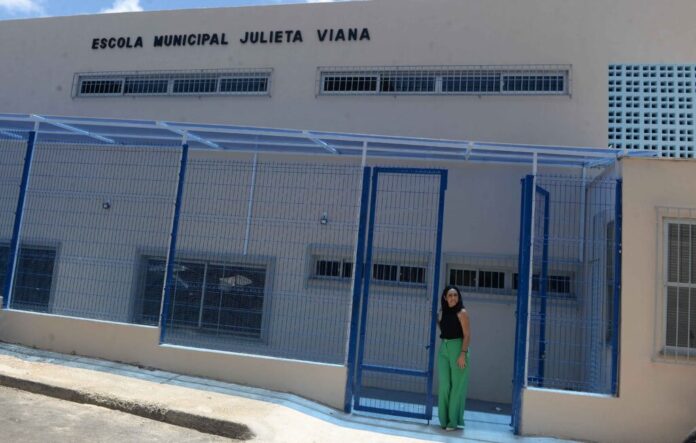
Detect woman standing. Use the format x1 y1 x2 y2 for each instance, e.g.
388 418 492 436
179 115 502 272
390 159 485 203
437 285 471 431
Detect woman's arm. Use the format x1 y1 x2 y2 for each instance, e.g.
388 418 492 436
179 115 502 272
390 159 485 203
456 309 471 369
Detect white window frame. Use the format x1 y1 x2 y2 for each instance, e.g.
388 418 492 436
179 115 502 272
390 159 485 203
661 217 696 360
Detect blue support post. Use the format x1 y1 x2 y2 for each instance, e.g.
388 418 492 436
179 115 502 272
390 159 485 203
512 175 533 434
352 169 380 410
424 170 448 420
536 187 550 386
343 166 372 413
610 179 622 395
3 131 36 310
159 142 189 344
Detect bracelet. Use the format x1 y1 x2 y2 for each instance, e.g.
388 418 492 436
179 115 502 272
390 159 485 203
461 350 468 354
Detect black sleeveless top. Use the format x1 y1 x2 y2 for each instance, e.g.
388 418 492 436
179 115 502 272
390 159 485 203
439 308 464 339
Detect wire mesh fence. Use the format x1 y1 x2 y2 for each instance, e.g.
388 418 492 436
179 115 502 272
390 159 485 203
8 141 181 318
160 160 364 364
1 131 627 415
526 175 619 394
0 135 29 307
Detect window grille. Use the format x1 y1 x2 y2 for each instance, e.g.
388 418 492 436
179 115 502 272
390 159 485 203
609 64 695 158
74 69 272 97
399 265 426 284
318 65 571 96
124 78 168 94
512 273 572 295
449 268 477 288
80 79 123 95
373 263 398 282
447 261 574 298
663 221 696 357
478 270 506 289
315 258 353 279
369 263 426 285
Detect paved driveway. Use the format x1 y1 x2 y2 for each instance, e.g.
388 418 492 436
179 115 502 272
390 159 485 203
0 386 234 442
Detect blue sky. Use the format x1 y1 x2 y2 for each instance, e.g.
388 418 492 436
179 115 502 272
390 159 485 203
0 0 345 20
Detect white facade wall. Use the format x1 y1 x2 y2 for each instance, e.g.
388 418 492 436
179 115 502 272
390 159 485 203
0 0 694 146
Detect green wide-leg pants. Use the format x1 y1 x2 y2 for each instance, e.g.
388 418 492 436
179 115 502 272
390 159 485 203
437 338 469 429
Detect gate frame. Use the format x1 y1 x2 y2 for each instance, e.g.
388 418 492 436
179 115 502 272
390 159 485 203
345 167 447 421
512 175 624 434
511 174 534 433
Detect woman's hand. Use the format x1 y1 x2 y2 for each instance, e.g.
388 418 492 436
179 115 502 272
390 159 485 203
457 353 467 369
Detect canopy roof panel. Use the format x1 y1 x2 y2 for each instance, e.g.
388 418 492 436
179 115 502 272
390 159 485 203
0 113 655 168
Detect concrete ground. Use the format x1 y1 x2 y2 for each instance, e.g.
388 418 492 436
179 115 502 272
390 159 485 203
0 342 573 443
0 386 232 442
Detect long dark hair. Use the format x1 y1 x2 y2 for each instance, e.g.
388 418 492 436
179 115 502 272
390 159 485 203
440 285 463 312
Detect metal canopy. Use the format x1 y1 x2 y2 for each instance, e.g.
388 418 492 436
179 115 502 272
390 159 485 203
0 113 655 168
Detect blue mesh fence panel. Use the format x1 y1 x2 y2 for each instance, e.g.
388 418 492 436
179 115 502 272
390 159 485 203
0 135 28 302
527 174 618 394
160 158 364 364
9 142 181 320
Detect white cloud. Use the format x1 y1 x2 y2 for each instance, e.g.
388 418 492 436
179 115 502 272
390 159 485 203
101 0 143 14
0 0 43 14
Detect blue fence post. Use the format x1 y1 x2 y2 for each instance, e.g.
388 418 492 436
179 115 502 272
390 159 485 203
424 170 448 421
3 131 37 310
159 142 189 344
536 187 550 387
344 166 372 413
512 174 533 434
611 179 623 395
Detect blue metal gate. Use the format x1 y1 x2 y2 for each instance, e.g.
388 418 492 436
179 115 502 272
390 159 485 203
348 167 447 420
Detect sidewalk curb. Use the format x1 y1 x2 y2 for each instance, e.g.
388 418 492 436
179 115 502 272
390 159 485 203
0 373 255 440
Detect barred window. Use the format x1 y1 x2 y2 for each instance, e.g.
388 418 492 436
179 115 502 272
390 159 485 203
502 74 565 93
479 270 506 289
372 263 426 285
75 69 272 97
399 265 426 284
124 78 168 94
0 244 56 312
136 257 266 339
513 273 572 295
220 77 269 93
664 222 696 355
315 258 353 279
319 65 570 96
172 77 217 94
447 263 573 297
79 79 122 95
373 263 398 282
449 268 477 288
381 75 435 93
322 75 378 92
442 74 499 93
